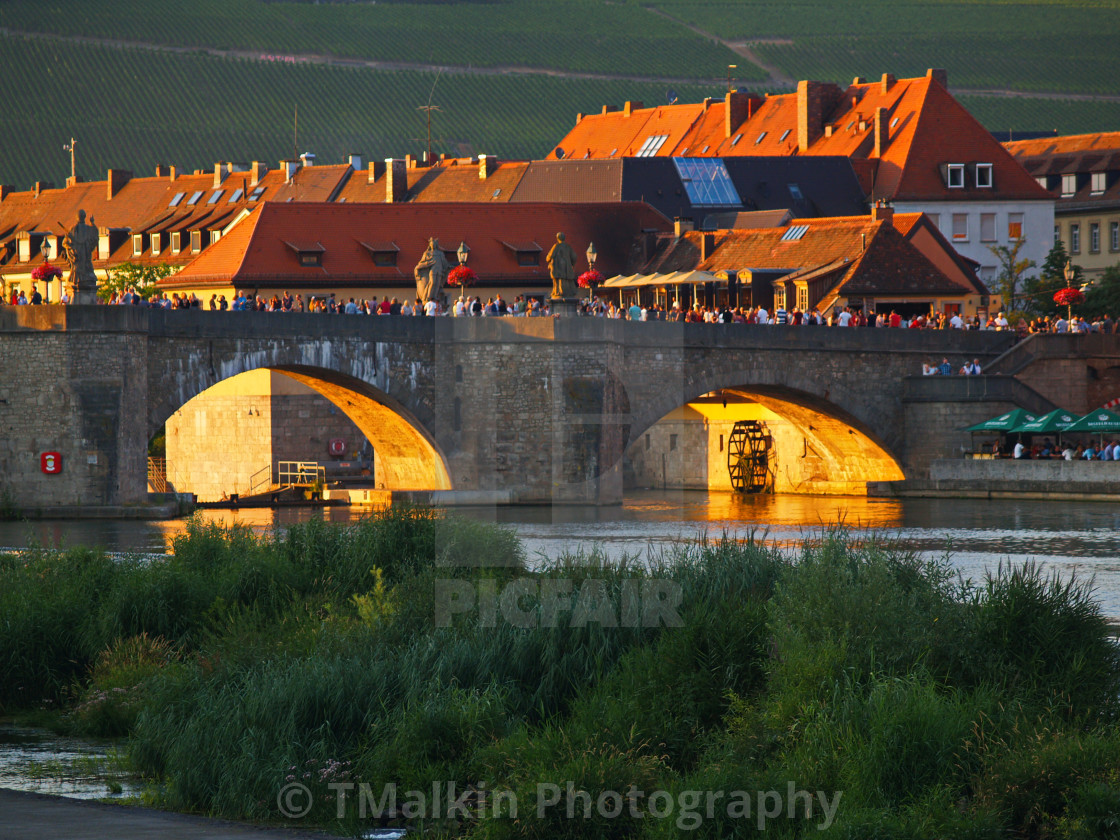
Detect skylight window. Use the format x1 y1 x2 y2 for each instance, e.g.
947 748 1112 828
754 131 767 145
731 134 743 147
890 116 899 128
780 225 810 241
635 134 669 157
207 189 224 204
169 192 185 207
779 129 791 143
228 188 244 202
609 148 618 157
492 188 502 199
788 183 804 200
701 146 709 154
186 190 203 205
248 187 265 201
672 157 741 207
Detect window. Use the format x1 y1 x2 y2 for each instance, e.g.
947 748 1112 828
150 232 161 256
788 183 803 200
754 131 767 145
797 286 808 311
1091 172 1107 195
669 434 678 452
1070 223 1080 253
1061 174 1077 196
169 192 185 207
645 434 651 451
207 189 223 204
228 188 244 203
781 225 809 241
210 230 221 245
672 157 741 206
171 232 181 255
1090 222 1100 253
635 134 669 157
952 213 968 241
1036 176 1049 190
517 251 540 266
701 145 709 154
980 213 996 242
372 251 397 267
947 164 965 189
1008 212 1023 240
890 116 899 128
131 234 143 257
730 134 742 147
975 163 993 188
299 252 321 266
248 186 265 201
491 188 501 199
779 128 791 143
1054 224 1061 245
608 148 617 157
190 230 203 253
927 213 940 230
186 191 203 206
1111 221 1119 252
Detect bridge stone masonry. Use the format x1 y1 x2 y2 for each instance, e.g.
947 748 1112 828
5 304 1110 516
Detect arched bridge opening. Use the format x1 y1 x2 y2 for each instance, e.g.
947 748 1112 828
624 384 904 496
156 366 451 502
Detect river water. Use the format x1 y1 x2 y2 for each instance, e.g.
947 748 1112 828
3 490 1120 617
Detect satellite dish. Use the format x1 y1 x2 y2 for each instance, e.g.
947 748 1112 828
555 147 565 160
667 89 678 105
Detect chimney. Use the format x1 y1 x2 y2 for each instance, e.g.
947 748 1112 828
623 100 643 116
880 73 896 94
385 158 407 203
280 159 299 181
155 163 166 177
852 76 866 85
872 199 894 227
674 217 695 237
213 162 228 188
367 160 385 184
926 67 948 88
405 154 416 169
700 232 716 262
797 80 826 153
106 169 131 199
725 91 756 138
347 153 362 171
478 154 498 179
34 181 54 198
0 185 11 202
250 161 267 185
575 112 584 124
299 152 316 167
873 107 888 157
169 165 178 181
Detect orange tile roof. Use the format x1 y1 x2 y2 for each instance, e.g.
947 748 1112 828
165 201 671 290
1004 132 1120 158
334 158 529 204
549 72 1049 204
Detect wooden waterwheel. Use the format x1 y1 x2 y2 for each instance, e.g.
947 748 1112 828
727 420 772 493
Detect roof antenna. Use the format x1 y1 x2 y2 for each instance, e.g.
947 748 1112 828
418 67 444 165
293 104 298 161
62 137 77 181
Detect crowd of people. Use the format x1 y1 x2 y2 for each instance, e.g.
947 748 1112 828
1008 438 1120 460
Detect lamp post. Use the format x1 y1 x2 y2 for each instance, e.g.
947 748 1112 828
727 64 737 94
456 240 470 306
1063 259 1075 322
585 241 597 304
40 236 51 303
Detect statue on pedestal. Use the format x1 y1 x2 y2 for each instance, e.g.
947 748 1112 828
413 237 449 304
63 209 99 304
547 232 578 300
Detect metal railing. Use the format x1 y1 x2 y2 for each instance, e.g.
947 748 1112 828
277 461 325 487
248 463 273 496
147 457 167 492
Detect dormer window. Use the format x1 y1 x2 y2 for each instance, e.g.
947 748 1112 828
1091 172 1107 195
150 232 161 256
360 240 398 266
975 163 993 188
132 234 143 257
286 239 324 266
1061 174 1077 197
190 230 203 253
299 252 321 266
1036 176 1049 190
946 164 965 189
171 232 182 255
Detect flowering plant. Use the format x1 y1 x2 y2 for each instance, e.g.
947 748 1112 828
1053 287 1085 306
447 265 478 287
32 261 63 281
577 270 604 289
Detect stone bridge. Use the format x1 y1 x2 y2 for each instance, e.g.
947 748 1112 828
0 305 1055 512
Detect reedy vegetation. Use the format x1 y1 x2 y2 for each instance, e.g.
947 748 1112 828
1 511 1118 837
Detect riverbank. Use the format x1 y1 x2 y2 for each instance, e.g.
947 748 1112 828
871 458 1120 500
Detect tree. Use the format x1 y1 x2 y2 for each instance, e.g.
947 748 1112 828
1082 263 1120 320
97 262 173 302
989 239 1036 312
1020 241 1082 317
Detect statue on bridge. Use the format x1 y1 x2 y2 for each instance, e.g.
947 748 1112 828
413 237 449 304
63 209 99 305
547 231 578 300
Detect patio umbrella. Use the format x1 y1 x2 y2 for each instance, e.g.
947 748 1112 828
964 408 1038 432
1009 409 1080 442
1063 407 1120 434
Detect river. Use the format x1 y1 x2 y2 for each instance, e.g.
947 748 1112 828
3 490 1120 618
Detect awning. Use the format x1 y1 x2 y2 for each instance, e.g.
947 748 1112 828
1009 409 1081 434
964 408 1039 432
1063 408 1120 433
600 270 723 289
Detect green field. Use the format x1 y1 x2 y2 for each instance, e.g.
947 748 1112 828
0 0 1117 191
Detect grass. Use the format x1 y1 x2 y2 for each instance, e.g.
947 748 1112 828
1 518 1118 837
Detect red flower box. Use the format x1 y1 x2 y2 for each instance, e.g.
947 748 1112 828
31 261 63 282
1053 287 1085 306
577 270 604 288
447 265 478 287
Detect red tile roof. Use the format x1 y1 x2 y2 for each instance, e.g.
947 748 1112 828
1004 132 1120 158
165 201 671 290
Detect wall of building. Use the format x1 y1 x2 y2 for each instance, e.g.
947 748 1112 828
1056 211 1120 278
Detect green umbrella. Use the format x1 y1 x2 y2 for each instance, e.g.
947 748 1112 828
965 408 1038 432
1063 407 1120 434
1010 409 1080 435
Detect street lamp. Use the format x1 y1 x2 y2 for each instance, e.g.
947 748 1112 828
40 236 52 303
585 241 597 303
727 64 737 93
456 240 470 304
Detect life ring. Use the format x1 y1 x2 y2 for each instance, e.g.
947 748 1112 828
328 438 346 457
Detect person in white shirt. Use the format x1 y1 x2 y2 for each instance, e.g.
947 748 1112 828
1062 445 1075 460
836 308 852 327
949 313 964 329
756 307 769 324
995 313 1009 330
1013 441 1026 459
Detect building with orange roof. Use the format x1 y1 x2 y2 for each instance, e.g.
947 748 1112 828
1005 132 1120 279
0 156 351 300
549 69 1053 282
629 205 987 319
161 201 671 304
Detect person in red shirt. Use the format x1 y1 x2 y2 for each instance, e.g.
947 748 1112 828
889 310 902 328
